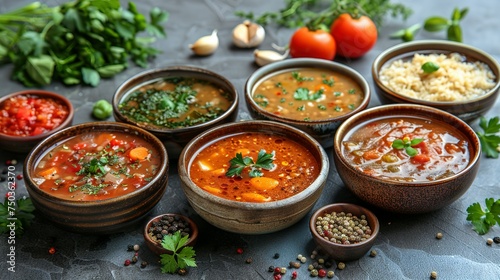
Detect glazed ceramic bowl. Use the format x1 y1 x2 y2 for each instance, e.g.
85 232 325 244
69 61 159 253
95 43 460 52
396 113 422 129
0 90 74 153
24 122 169 234
372 40 500 122
333 104 481 214
245 58 370 148
144 213 198 256
309 203 379 262
113 66 239 158
178 120 329 234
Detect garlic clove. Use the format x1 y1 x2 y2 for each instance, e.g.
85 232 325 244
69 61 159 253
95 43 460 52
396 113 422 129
254 49 289 66
233 20 265 48
189 30 219 56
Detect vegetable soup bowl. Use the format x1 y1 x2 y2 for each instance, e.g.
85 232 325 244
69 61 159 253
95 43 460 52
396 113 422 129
309 203 379 261
372 40 500 122
23 122 169 234
0 90 74 154
178 120 329 234
245 58 370 148
113 66 239 158
333 104 481 214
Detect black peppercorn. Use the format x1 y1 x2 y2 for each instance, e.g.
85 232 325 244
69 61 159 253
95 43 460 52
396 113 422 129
273 253 280 259
493 236 500 244
178 268 187 276
140 261 148 268
268 265 275 272
127 244 134 251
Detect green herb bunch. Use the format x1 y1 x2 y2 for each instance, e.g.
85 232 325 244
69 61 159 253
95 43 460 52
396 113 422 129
476 116 500 158
466 198 500 235
160 231 197 274
0 0 168 87
0 197 35 235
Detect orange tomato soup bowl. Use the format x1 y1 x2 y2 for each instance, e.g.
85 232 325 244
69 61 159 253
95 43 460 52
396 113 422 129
24 122 169 234
333 104 481 214
178 120 329 234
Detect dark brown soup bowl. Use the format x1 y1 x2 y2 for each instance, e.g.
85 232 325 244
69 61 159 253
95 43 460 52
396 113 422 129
372 40 500 122
143 213 198 256
0 90 74 154
23 122 169 234
178 120 329 234
309 203 379 262
112 66 239 159
245 58 370 148
333 104 481 214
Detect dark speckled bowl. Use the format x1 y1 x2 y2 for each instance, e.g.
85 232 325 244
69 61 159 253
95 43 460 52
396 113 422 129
372 40 500 122
245 58 370 148
24 122 169 234
309 203 379 262
333 104 481 214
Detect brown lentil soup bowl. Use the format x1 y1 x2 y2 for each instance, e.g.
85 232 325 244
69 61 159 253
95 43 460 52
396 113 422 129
113 66 239 159
333 104 481 214
24 122 169 234
0 90 74 154
309 203 379 262
245 58 370 148
372 40 500 122
178 120 329 234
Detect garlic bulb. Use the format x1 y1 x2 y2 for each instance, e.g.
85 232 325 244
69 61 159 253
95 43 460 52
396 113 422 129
254 48 289 66
189 30 219 56
232 20 265 48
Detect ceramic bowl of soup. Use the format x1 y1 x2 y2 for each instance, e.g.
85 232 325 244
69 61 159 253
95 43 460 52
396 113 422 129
333 104 481 214
245 58 370 148
309 203 379 261
372 40 500 122
23 122 169 234
178 120 329 234
113 66 239 158
0 90 74 154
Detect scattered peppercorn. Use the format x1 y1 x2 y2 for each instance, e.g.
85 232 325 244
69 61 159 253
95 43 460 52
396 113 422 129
127 244 134 251
274 274 282 280
300 256 307 263
0 176 5 182
133 244 140 252
487 238 494 246
493 237 500 244
272 253 280 259
327 270 335 278
280 267 287 274
245 257 253 264
10 159 17 165
140 261 148 268
324 260 333 268
430 271 438 279
148 215 192 244
16 174 23 180
48 247 56 255
131 256 138 264
236 248 244 254
436 232 443 239
337 262 346 270
1 168 7 174
274 267 282 274
318 269 327 278
308 264 314 271
178 268 187 276
124 259 131 266
297 254 303 260
291 271 298 279
370 249 377 257
268 266 275 272
5 160 11 165
310 269 319 277
289 261 301 269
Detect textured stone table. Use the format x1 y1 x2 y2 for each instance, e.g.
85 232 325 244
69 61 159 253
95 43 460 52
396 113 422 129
1 0 499 279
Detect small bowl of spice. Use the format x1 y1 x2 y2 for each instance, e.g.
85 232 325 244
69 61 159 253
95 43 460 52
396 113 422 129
143 213 198 256
309 203 379 262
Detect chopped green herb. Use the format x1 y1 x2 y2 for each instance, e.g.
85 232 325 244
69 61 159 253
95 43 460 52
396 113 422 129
318 104 327 110
292 71 314 82
348 89 356 94
334 106 342 112
322 76 335 87
293 88 323 101
297 105 305 111
279 98 286 103
334 92 342 97
348 104 355 110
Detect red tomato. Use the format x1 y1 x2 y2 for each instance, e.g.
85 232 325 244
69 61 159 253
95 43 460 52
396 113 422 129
289 27 336 60
330 14 377 58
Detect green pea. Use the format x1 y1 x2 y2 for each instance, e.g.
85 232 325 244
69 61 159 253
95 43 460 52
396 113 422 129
421 61 440 74
92 99 113 120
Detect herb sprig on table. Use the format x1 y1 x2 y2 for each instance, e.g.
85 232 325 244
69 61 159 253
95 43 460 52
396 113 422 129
466 198 500 235
475 116 500 158
226 149 276 178
160 231 197 274
0 0 168 87
0 197 35 235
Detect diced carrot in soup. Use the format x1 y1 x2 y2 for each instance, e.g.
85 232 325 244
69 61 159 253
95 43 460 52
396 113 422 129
249 177 279 191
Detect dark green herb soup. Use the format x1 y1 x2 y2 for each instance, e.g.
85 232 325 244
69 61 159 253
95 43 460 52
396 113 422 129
119 77 232 129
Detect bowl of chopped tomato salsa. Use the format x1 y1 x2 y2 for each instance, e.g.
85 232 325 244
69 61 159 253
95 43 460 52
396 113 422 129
178 120 329 234
113 66 239 159
333 104 481 214
0 90 74 153
23 122 169 234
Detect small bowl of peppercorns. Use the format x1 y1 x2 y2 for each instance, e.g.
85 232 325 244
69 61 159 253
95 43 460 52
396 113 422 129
143 213 198 256
309 203 379 262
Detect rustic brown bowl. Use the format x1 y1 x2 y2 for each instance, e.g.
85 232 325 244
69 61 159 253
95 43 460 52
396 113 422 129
245 58 370 148
143 213 198 256
0 90 74 153
372 40 500 122
112 66 239 158
23 122 169 234
333 104 481 214
178 120 329 234
309 203 379 262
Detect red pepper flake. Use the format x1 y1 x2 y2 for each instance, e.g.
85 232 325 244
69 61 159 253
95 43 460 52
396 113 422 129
236 248 243 254
275 91 281 96
16 174 23 180
48 247 56 254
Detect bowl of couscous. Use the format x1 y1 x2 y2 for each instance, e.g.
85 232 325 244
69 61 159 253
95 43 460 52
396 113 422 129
372 40 500 122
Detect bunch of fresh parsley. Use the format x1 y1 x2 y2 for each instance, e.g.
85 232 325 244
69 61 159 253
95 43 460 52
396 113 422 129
476 116 500 158
160 231 197 274
466 198 500 235
0 0 168 87
0 197 35 235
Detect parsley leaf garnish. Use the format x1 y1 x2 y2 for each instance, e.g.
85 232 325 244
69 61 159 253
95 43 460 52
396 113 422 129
291 71 314 82
293 88 323 101
160 231 197 274
476 116 500 158
0 197 35 235
466 198 500 235
392 136 423 157
226 149 276 178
